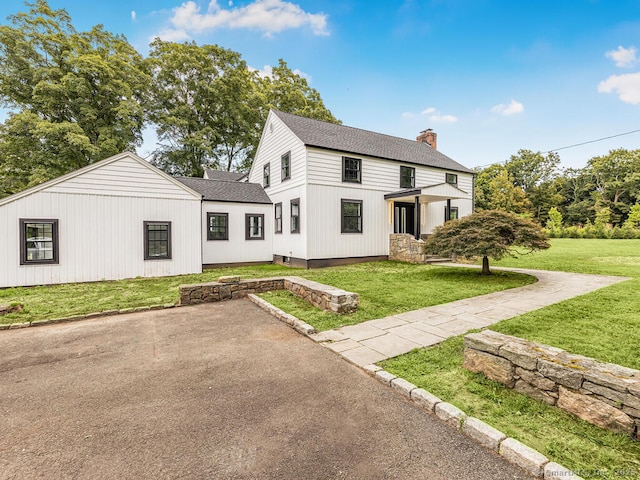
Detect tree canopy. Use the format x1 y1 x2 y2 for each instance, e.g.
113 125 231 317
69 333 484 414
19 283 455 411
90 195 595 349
423 210 550 274
0 0 149 196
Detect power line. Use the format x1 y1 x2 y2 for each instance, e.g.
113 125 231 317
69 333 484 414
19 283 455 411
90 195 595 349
542 128 640 154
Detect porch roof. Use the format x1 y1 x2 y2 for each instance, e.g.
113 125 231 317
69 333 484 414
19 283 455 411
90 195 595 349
383 183 471 203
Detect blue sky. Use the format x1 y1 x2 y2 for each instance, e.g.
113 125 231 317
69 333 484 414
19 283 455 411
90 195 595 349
2 0 640 170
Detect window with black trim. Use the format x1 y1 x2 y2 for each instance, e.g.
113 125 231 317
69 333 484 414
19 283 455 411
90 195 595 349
246 214 264 240
291 198 300 233
400 166 415 188
342 156 361 183
207 213 228 240
275 203 283 233
446 206 459 221
341 199 363 233
20 219 59 265
263 163 270 187
281 151 291 181
144 221 171 260
446 173 458 185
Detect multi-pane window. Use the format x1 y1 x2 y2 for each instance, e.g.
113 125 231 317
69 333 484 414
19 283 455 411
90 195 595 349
446 206 459 222
291 198 300 233
281 151 291 181
341 199 363 233
20 219 58 265
245 214 264 240
446 173 458 185
144 221 171 260
263 163 270 187
400 166 415 188
207 213 228 240
275 203 283 234
342 156 362 183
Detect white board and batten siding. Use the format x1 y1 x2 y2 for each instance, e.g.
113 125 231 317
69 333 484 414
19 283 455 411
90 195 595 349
201 202 273 265
0 153 202 288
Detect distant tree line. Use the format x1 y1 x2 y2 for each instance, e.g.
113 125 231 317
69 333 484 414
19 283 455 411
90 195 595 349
0 0 339 198
474 148 640 234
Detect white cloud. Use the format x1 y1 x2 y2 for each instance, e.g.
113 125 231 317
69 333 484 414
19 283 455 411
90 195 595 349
417 107 458 123
491 99 524 116
164 0 329 38
250 64 311 82
152 27 191 42
598 72 640 104
605 45 638 68
131 10 137 22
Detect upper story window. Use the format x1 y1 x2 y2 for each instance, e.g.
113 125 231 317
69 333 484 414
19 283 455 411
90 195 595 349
446 173 458 185
144 221 172 260
274 203 283 234
246 214 264 240
400 166 415 188
342 156 361 183
20 219 59 265
263 163 270 188
207 213 228 240
281 151 291 181
291 198 300 234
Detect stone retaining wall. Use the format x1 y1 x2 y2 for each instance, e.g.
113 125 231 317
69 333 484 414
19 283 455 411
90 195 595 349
179 275 358 314
389 233 427 263
464 330 640 440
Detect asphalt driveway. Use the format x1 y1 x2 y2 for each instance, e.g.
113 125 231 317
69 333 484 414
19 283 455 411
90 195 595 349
0 300 532 479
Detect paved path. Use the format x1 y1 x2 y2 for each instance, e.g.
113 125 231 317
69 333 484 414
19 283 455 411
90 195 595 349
310 266 628 367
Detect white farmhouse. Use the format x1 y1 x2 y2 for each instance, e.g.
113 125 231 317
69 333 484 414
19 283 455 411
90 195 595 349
0 110 474 287
247 110 474 267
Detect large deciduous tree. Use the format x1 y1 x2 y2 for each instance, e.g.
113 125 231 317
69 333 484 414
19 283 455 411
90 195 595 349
423 210 550 275
0 0 149 196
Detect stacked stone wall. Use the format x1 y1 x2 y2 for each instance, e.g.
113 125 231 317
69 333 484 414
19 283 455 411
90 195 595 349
389 233 426 263
464 331 640 440
179 276 358 314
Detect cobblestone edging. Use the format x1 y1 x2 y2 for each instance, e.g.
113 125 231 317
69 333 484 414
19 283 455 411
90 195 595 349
0 303 177 330
250 294 583 479
464 330 640 440
179 275 358 314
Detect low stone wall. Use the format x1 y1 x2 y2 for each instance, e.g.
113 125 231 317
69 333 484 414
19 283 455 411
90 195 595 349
463 330 640 440
179 275 358 314
389 233 427 263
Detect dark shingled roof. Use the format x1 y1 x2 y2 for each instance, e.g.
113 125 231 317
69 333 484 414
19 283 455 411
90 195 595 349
204 169 247 182
175 177 271 204
273 110 473 174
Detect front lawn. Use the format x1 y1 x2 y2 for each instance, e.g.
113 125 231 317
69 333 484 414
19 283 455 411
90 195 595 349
383 239 640 479
0 261 533 327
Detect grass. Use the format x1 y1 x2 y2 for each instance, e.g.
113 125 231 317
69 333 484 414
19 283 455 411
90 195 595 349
0 261 533 327
382 239 640 479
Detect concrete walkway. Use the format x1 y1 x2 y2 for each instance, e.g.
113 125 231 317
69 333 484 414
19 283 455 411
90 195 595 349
310 266 628 367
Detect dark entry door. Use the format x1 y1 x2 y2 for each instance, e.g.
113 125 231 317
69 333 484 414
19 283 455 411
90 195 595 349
394 202 415 235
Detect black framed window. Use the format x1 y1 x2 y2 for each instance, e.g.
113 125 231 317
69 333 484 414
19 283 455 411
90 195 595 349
341 199 363 233
400 166 415 188
446 173 458 185
20 219 59 265
342 156 361 183
207 213 228 240
275 203 283 234
281 151 291 181
445 206 459 221
144 221 171 260
263 163 270 187
291 198 300 233
246 214 264 240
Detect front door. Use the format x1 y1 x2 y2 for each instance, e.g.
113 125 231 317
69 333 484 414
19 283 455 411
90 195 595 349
394 202 415 235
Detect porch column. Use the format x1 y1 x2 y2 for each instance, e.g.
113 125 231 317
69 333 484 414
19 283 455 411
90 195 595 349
445 199 451 222
414 196 421 239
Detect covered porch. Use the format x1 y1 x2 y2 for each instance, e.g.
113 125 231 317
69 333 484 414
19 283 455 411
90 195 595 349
384 182 472 240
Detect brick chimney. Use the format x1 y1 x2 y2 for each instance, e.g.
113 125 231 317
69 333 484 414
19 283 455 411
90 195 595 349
416 129 437 150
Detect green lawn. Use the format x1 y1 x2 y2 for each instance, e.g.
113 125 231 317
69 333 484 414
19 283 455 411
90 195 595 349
383 239 640 479
0 261 533 327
